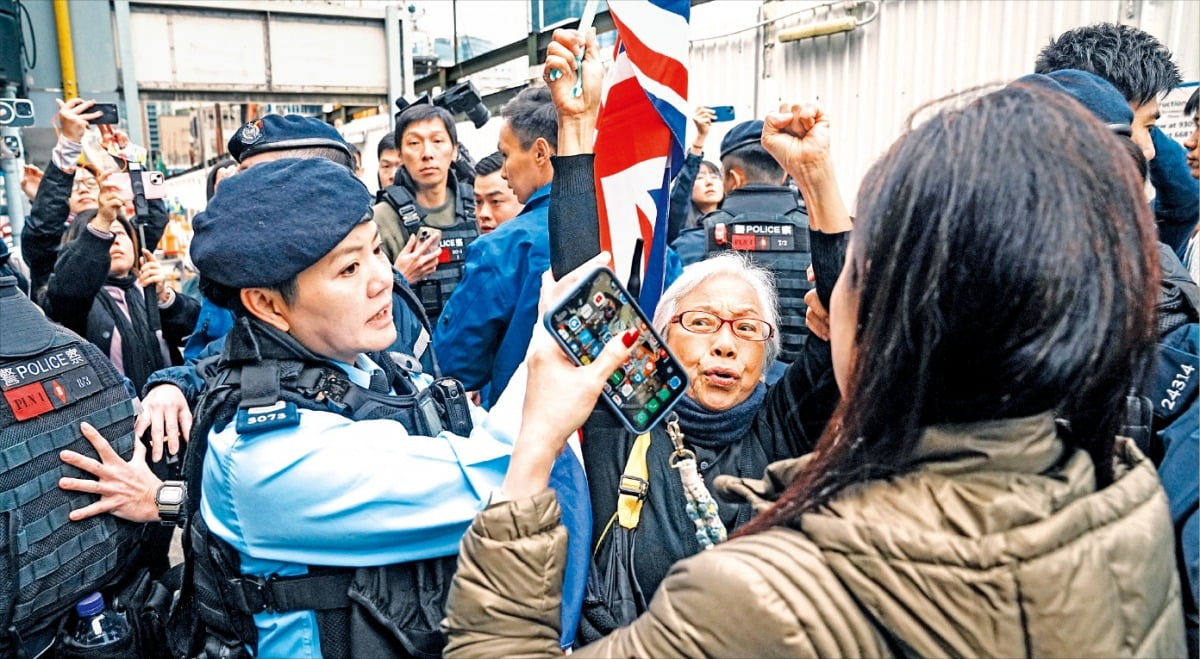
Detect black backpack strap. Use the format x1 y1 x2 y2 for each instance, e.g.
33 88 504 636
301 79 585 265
456 177 476 222
381 184 425 236
701 208 735 227
391 276 439 379
237 361 281 410
783 204 811 224
1122 394 1155 459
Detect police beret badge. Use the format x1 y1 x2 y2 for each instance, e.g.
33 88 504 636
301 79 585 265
226 114 351 164
238 120 263 145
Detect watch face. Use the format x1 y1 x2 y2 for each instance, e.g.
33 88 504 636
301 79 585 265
158 486 184 505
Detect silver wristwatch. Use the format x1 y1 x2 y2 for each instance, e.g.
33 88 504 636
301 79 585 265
155 480 186 526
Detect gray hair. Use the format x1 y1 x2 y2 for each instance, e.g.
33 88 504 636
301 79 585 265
652 252 782 366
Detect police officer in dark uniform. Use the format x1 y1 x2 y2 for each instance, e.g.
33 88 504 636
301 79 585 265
1 275 147 657
671 120 813 365
374 104 479 322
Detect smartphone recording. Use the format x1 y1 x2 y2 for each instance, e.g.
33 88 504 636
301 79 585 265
89 103 120 125
545 267 689 433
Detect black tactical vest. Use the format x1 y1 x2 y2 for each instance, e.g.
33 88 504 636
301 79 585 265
0 278 144 657
703 199 813 363
170 317 471 659
381 170 480 322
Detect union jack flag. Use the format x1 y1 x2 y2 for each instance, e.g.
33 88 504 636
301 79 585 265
594 0 690 315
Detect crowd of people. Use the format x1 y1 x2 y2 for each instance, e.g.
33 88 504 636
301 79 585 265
0 19 1196 659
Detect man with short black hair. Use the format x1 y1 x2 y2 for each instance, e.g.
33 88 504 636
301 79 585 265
433 88 557 408
472 151 523 234
671 119 814 365
1035 22 1198 256
375 105 480 321
375 130 400 190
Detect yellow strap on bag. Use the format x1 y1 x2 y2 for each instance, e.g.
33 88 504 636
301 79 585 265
616 432 652 530
593 433 653 551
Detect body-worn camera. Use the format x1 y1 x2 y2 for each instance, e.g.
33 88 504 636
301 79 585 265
394 81 490 129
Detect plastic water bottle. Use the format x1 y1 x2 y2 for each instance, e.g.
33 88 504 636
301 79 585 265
69 592 130 648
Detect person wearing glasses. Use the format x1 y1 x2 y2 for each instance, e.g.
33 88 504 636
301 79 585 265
575 245 844 642
443 29 1184 658
502 30 847 643
21 99 170 306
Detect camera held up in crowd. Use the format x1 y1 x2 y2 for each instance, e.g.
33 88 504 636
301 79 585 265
394 80 490 129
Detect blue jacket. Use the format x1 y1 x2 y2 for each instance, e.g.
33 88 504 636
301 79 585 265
434 184 554 409
1150 127 1200 259
672 225 706 266
182 297 234 363
1154 321 1199 650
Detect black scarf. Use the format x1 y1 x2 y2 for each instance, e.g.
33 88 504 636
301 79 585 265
673 382 767 448
95 273 163 392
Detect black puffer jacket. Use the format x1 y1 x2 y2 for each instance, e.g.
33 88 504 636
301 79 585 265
43 226 197 392
22 160 169 305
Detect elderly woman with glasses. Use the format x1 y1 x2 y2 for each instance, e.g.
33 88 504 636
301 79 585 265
444 29 1184 658
498 32 849 645
573 136 848 646
575 240 845 641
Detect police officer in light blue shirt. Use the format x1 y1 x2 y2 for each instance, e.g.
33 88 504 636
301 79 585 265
56 157 518 652
176 157 521 658
56 153 596 657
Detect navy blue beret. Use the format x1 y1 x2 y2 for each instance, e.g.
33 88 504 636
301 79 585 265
1016 70 1134 126
720 119 765 160
191 158 373 288
227 114 352 163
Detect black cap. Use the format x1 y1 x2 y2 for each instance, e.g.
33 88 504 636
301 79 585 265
190 158 373 289
227 114 353 164
0 276 56 357
719 119 765 160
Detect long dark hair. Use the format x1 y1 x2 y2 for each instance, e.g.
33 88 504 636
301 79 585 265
739 84 1159 535
61 209 141 271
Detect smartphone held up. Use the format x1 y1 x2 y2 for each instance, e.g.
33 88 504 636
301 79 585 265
87 103 120 125
709 105 735 122
545 267 689 433
108 170 168 201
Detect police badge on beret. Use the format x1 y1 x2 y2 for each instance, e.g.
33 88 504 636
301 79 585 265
226 115 351 164
238 120 263 145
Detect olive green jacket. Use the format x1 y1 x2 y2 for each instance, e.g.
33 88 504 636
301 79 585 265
444 414 1186 658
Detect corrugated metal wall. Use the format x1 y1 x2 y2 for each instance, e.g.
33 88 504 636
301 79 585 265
688 0 1200 210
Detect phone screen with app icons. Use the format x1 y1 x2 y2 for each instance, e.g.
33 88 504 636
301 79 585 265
545 267 689 433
